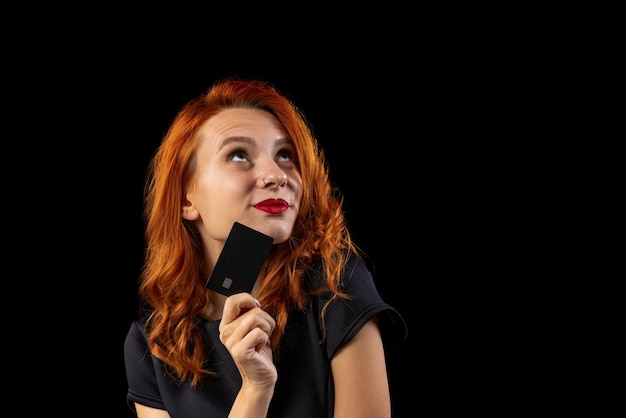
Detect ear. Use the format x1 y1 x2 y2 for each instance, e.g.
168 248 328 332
182 196 200 221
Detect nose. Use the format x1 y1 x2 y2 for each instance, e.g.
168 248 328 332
260 168 288 189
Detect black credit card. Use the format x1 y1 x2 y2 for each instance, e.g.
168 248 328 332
205 222 273 296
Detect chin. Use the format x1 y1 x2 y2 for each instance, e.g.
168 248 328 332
259 224 293 244
270 234 290 244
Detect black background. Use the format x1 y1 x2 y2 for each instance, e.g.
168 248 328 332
9 5 535 417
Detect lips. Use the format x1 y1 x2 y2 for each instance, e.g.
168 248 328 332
253 198 289 214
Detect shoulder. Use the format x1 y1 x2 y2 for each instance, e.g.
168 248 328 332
124 318 150 357
307 252 407 348
306 252 372 292
342 253 408 344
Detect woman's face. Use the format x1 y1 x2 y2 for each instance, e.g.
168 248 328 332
183 108 303 260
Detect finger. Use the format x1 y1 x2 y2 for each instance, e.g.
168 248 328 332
220 307 275 346
221 292 261 324
238 310 276 337
239 327 272 355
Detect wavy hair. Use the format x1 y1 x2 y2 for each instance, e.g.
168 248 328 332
138 77 358 387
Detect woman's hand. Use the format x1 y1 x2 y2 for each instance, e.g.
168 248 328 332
219 292 277 389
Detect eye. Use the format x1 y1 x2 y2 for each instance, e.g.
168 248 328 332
276 149 294 162
228 149 248 162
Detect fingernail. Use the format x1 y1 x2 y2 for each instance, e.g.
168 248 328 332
254 299 261 307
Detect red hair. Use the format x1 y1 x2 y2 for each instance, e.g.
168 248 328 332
139 78 357 387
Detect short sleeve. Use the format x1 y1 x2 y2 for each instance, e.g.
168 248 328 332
310 254 408 359
124 320 167 412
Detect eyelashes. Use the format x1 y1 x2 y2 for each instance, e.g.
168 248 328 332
227 148 295 163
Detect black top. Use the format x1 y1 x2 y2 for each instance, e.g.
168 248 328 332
124 254 408 418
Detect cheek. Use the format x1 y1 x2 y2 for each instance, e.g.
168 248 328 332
191 179 220 211
197 176 249 209
293 179 304 208
291 171 303 193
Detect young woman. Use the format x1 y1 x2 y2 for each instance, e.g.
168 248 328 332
124 78 407 418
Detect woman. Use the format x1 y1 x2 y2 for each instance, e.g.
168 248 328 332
124 77 407 417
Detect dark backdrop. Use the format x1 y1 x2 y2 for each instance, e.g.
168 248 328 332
101 48 484 417
104 68 422 417
11 6 522 417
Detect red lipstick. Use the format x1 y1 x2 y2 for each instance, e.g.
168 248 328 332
253 198 289 214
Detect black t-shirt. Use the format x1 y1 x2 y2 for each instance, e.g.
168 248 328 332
124 254 407 418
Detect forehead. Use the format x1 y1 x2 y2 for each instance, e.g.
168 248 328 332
197 108 286 144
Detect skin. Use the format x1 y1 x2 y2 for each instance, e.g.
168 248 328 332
135 108 392 417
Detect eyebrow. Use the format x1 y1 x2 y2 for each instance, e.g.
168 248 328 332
218 136 291 151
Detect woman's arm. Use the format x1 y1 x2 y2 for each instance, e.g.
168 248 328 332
135 403 171 418
220 293 277 418
331 317 393 418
